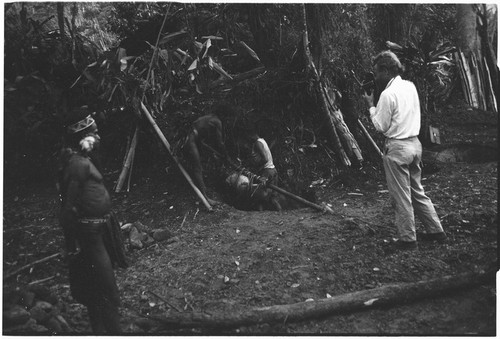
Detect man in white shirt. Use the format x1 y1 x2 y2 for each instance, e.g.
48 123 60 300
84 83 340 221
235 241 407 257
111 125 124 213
363 51 446 252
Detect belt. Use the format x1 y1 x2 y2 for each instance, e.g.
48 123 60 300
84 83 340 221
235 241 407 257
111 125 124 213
78 216 109 224
386 136 418 141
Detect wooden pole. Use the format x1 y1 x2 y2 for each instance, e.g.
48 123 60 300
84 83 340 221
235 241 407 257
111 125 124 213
140 102 212 211
356 119 383 157
267 183 333 214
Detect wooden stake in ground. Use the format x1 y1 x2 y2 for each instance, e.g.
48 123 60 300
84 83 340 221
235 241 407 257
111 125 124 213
140 102 212 211
145 269 494 330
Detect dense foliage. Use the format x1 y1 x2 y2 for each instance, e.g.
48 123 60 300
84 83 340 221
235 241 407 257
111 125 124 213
3 3 470 185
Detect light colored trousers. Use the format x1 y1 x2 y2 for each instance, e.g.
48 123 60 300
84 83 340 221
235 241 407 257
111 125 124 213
383 136 444 242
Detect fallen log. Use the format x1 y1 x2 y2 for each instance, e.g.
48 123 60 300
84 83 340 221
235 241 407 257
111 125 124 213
140 102 212 211
146 269 494 330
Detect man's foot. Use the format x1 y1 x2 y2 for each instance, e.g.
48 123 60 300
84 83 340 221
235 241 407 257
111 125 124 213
384 240 418 254
417 232 447 244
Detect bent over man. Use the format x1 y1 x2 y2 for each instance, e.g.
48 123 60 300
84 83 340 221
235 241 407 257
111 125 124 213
242 128 282 212
362 51 446 252
58 106 122 333
184 107 228 206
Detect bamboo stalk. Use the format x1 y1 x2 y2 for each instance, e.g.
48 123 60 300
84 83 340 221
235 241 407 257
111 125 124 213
471 52 487 110
115 127 138 193
126 133 137 192
460 51 479 108
140 102 212 211
28 276 56 286
483 57 498 112
454 52 472 105
321 84 363 162
115 5 173 193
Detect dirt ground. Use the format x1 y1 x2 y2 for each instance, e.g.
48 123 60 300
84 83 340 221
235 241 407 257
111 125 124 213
3 99 498 335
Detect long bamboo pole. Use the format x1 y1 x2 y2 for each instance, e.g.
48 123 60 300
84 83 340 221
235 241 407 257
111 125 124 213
140 102 212 211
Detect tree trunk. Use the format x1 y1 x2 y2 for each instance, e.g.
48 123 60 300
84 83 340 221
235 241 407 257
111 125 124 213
305 4 322 72
300 4 361 166
146 270 494 330
456 4 481 57
247 4 274 67
57 3 65 38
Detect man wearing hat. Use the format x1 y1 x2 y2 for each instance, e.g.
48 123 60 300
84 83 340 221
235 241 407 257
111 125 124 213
57 106 122 334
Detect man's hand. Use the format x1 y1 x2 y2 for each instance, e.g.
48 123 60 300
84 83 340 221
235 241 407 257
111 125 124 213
258 176 268 186
362 90 375 109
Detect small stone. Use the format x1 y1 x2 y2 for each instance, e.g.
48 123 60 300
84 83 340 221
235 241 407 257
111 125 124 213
5 318 48 334
152 229 173 242
34 301 53 312
133 221 151 233
3 305 31 327
129 227 144 249
29 285 57 304
19 291 36 309
55 315 72 332
142 234 155 247
29 305 50 323
45 316 62 333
